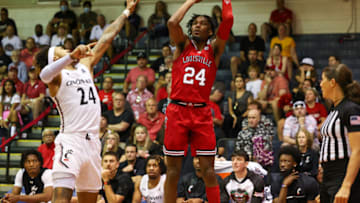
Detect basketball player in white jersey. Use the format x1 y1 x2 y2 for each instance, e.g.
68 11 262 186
34 0 139 202
132 155 166 203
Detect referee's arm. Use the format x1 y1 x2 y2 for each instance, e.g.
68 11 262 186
335 132 360 202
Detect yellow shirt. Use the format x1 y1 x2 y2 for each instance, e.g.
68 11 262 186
270 36 296 57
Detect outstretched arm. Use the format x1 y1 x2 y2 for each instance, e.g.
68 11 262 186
83 0 139 69
167 0 200 59
212 0 234 66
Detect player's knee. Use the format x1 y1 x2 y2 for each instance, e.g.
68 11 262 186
200 166 216 180
166 166 181 179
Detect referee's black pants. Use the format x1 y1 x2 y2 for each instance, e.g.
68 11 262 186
321 159 360 203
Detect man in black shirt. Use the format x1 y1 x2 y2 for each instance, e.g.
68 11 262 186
0 8 17 37
231 47 265 79
240 23 265 62
51 0 78 33
100 151 134 203
118 144 146 182
177 156 228 202
271 145 319 203
105 92 135 142
3 150 53 203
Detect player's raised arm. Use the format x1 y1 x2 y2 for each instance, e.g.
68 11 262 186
212 0 233 64
167 0 201 49
84 0 139 68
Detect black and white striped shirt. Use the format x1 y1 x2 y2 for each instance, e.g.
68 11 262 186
320 99 360 162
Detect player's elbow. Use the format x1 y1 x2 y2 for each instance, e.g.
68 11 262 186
167 19 178 29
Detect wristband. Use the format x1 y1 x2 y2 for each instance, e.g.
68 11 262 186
122 9 130 17
281 184 287 188
104 181 108 185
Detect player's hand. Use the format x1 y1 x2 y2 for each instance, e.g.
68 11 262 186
126 0 139 13
334 185 351 203
282 171 299 187
184 198 204 203
70 42 96 60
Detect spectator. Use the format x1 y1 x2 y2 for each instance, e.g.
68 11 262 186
78 1 97 44
246 65 263 99
151 44 171 73
208 86 225 141
258 65 289 122
155 71 171 102
131 124 162 159
177 156 228 202
240 23 265 62
123 52 155 93
3 150 52 203
63 38 74 51
105 92 135 142
147 1 171 39
137 98 165 141
99 77 115 111
235 109 273 167
266 43 290 80
132 155 166 202
0 44 11 81
32 24 50 47
118 144 146 180
50 23 72 47
231 47 265 79
37 129 56 169
270 23 299 73
328 55 340 67
8 50 27 83
227 74 253 136
295 57 316 84
283 100 317 147
224 150 264 203
20 37 39 70
99 114 110 143
123 0 142 41
1 25 22 56
157 82 171 114
102 132 124 160
126 75 153 120
304 88 327 125
270 145 319 203
90 14 109 42
241 101 274 131
295 129 319 178
0 79 21 136
20 66 46 120
261 0 293 41
1 63 24 95
50 0 78 34
99 151 134 203
0 8 17 36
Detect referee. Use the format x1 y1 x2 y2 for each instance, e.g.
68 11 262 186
319 64 360 203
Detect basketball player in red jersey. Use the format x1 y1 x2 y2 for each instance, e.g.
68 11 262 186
163 0 233 203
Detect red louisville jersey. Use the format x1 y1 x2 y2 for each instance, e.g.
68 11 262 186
171 40 217 103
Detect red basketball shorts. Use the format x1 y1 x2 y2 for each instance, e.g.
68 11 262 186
164 103 217 157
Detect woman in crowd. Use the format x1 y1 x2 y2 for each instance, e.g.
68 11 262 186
266 43 289 80
305 88 327 126
0 80 21 135
228 74 253 136
102 131 123 160
132 124 162 159
319 64 360 203
296 128 318 178
147 1 170 38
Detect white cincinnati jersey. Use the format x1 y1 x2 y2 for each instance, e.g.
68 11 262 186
140 174 166 203
53 63 101 134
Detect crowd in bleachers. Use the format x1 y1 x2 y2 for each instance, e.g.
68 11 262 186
0 0 357 202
